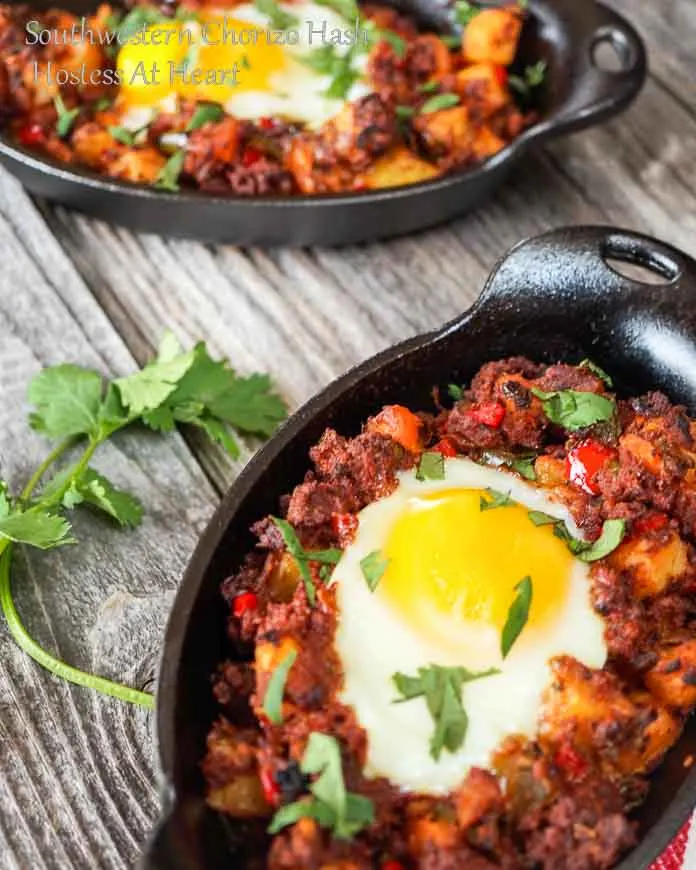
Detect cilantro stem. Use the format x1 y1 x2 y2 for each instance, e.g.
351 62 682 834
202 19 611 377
20 437 76 504
0 547 154 708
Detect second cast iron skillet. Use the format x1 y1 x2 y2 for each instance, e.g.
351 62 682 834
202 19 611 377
144 226 696 869
0 0 646 244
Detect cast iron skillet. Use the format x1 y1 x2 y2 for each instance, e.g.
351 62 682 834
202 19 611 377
0 0 645 244
144 225 696 870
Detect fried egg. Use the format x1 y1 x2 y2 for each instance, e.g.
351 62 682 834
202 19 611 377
116 2 369 126
333 458 607 794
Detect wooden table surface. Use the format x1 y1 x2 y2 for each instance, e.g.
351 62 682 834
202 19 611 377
0 0 694 866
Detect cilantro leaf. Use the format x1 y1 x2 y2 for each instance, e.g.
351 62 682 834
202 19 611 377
186 103 224 132
0 482 11 517
69 469 143 527
207 372 287 437
271 517 341 605
115 5 165 43
416 451 445 481
396 104 416 120
263 648 297 724
501 576 532 658
454 0 478 26
392 664 499 759
154 149 186 192
578 518 625 561
554 518 625 562
480 488 514 511
509 61 548 98
28 364 103 439
447 383 464 401
255 0 299 29
114 346 196 416
360 549 389 591
510 455 537 480
532 388 616 431
315 0 358 19
527 510 558 526
0 509 74 549
270 733 374 838
54 94 80 138
578 358 613 388
420 93 460 113
108 125 136 146
190 414 240 459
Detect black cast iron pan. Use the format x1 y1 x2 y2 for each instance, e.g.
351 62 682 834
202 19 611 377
0 0 646 244
144 225 696 870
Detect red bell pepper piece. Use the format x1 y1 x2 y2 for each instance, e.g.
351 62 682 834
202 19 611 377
633 512 669 535
554 742 588 780
566 439 616 495
432 438 457 457
233 591 258 617
18 123 45 147
469 402 505 429
242 147 263 167
260 767 280 805
494 65 508 88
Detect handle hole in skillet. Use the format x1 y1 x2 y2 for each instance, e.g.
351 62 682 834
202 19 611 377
601 238 682 287
591 28 636 73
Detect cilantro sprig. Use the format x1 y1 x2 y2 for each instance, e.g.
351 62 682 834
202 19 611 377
479 488 514 511
0 334 286 708
393 663 499 759
416 451 445 481
271 517 342 605
360 549 389 591
532 387 616 431
501 576 532 658
263 648 297 724
54 94 80 138
269 733 374 838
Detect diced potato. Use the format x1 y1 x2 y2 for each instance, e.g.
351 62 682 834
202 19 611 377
71 122 119 169
360 146 439 190
541 657 681 776
414 106 472 154
454 768 501 829
207 773 268 817
407 810 458 855
286 135 317 194
610 531 688 599
462 8 522 66
107 147 167 183
620 433 664 475
646 641 696 711
455 62 509 115
534 455 566 486
617 693 681 774
408 34 453 78
22 62 59 106
471 126 507 160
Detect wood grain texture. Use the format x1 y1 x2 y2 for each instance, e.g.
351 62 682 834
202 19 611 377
0 170 218 869
0 0 695 866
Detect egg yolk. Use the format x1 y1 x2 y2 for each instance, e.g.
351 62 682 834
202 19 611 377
117 16 287 107
380 489 574 648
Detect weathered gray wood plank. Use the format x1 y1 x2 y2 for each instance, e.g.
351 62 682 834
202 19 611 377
0 171 218 869
0 0 694 867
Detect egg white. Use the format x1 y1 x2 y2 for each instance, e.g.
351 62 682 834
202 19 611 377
333 458 607 795
222 1 370 126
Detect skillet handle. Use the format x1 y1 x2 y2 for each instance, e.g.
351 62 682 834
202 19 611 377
529 0 647 139
474 225 696 315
